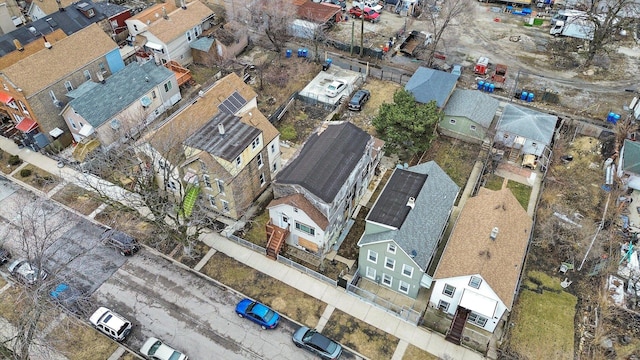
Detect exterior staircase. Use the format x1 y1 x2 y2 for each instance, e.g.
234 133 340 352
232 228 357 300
445 307 470 345
265 221 289 260
508 148 520 163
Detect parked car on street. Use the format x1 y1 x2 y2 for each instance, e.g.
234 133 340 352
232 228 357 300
8 259 48 285
50 282 90 316
348 89 371 111
451 64 463 76
89 307 133 342
235 298 280 330
0 247 11 265
140 337 188 360
326 80 346 98
292 326 342 360
348 6 380 22
100 228 140 256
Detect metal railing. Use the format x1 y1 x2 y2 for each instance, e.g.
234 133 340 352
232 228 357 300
226 233 267 253
346 283 422 325
276 255 338 287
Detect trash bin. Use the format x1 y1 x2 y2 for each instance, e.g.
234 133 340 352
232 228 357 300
286 49 292 58
521 91 528 101
477 80 485 90
297 48 303 57
302 48 308 58
527 92 534 102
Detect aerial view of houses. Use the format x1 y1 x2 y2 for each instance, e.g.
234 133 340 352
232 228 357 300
0 0 638 359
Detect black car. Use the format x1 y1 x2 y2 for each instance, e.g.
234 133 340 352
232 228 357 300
348 89 371 111
292 326 342 359
50 282 91 316
100 228 140 256
325 0 346 11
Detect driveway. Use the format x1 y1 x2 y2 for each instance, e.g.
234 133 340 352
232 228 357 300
93 252 318 360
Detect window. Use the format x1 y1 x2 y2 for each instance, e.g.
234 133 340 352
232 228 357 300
402 264 413 278
259 173 265 186
449 119 456 124
133 24 138 31
68 118 77 130
257 153 263 168
203 175 212 189
78 122 84 128
64 81 73 91
443 284 455 297
469 276 482 289
382 273 392 287
186 30 192 42
167 180 177 191
271 143 276 153
437 300 449 312
99 62 105 72
384 257 395 270
151 90 157 99
295 221 315 236
398 281 409 294
87 8 94 16
470 125 477 131
235 156 241 167
221 200 230 212
387 243 396 254
83 70 91 81
49 90 57 102
366 266 376 280
208 195 216 208
367 250 378 264
272 163 277 172
164 81 172 92
468 312 488 327
216 179 224 194
251 136 260 149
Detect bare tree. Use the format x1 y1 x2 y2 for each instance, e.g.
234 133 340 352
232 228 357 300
242 0 296 53
420 0 471 67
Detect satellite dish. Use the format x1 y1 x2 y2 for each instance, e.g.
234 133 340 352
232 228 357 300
110 118 121 130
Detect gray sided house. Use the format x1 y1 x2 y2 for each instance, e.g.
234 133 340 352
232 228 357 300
61 60 179 148
493 104 557 162
404 66 458 108
270 122 379 256
440 89 499 144
357 161 459 299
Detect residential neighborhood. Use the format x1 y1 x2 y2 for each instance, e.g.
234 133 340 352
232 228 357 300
0 0 638 359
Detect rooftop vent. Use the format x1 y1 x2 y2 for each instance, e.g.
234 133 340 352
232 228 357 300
13 39 23 51
406 197 415 209
218 123 225 136
490 227 499 240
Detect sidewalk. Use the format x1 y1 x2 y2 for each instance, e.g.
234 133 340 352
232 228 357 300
0 137 485 360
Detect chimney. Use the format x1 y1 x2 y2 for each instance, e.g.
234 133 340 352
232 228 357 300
490 227 499 240
162 6 168 19
406 197 415 209
218 123 225 136
43 35 52 49
176 0 186 9
13 39 24 51
96 72 105 84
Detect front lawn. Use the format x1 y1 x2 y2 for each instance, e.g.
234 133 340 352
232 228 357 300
13 164 60 192
51 184 102 215
47 316 118 360
402 344 438 360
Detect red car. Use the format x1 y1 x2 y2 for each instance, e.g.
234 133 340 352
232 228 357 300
348 6 380 22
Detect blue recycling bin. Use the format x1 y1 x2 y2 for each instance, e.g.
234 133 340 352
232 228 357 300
477 80 485 90
483 82 491 91
489 84 495 93
297 48 303 57
326 58 332 66
527 92 534 102
521 91 528 101
613 113 621 124
286 49 292 58
302 48 308 58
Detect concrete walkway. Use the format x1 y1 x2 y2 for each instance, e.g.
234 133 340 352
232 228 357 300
0 137 485 360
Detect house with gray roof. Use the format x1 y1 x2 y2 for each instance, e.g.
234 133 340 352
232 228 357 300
61 60 179 148
404 67 458 108
439 89 500 144
357 161 459 299
618 139 640 190
268 122 383 257
493 104 557 160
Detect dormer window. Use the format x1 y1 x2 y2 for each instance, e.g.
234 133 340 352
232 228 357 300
64 81 73 91
235 156 241 167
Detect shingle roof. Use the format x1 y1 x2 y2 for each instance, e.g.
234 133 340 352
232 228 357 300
143 1 214 44
359 161 459 270
268 193 329 229
93 2 130 18
497 104 557 144
623 139 640 174
0 0 107 58
68 61 174 128
443 89 500 128
296 1 341 23
33 0 82 17
0 29 67 69
275 122 371 204
434 188 532 310
404 67 458 107
2 24 117 96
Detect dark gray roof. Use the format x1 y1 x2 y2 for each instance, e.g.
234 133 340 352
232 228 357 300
0 0 107 57
276 122 371 203
443 89 500 128
184 111 261 162
67 61 174 128
360 161 459 270
92 2 130 18
404 67 458 107
367 169 427 229
66 81 98 99
498 104 558 144
190 37 214 52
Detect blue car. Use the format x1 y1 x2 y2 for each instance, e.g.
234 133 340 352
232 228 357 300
235 298 280 330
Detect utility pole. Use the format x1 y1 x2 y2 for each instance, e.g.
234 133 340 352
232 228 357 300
350 20 354 56
360 11 364 57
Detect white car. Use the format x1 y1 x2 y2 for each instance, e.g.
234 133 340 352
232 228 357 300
326 80 346 98
8 259 48 285
140 337 188 360
89 307 132 342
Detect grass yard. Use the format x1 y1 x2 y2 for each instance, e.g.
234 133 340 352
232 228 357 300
119 352 138 360
0 150 22 174
94 205 155 243
47 316 118 360
323 309 399 360
507 271 577 359
240 211 270 248
507 180 532 210
200 252 325 326
484 174 504 191
402 344 438 360
421 136 480 189
13 164 59 193
51 183 102 215
0 286 23 324
0 276 6 288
